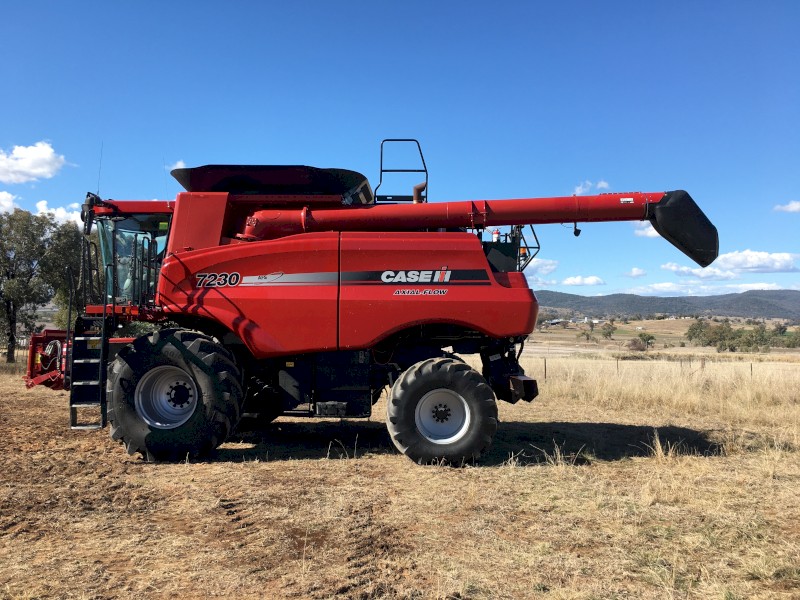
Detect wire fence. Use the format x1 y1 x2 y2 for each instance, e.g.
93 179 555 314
518 354 800 381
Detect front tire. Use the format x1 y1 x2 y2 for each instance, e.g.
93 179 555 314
107 329 243 461
386 357 498 464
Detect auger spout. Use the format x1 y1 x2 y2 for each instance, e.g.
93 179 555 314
238 190 718 267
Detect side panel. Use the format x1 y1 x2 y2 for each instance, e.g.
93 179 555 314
166 192 229 254
158 232 339 358
338 232 536 349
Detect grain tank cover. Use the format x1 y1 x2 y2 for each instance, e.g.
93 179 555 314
171 165 374 204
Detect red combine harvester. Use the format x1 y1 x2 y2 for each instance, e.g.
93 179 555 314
25 140 718 463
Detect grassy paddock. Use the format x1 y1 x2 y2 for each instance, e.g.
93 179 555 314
1 350 799 599
516 355 800 452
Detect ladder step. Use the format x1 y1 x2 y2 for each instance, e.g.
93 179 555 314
73 358 101 364
74 336 102 341
71 401 103 407
71 424 104 431
72 381 101 386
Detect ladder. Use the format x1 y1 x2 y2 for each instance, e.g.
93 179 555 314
68 314 108 429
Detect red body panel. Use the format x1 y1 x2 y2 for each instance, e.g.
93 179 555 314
167 192 228 253
339 232 536 349
158 230 538 358
158 232 340 357
94 200 173 215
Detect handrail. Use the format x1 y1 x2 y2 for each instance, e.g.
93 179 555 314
64 265 75 381
374 139 429 203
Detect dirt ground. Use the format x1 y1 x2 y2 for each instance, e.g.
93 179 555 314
1 349 799 599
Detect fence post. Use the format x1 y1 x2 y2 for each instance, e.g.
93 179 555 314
543 357 547 380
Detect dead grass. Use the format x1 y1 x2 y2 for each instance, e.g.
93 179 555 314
515 355 800 455
2 348 799 599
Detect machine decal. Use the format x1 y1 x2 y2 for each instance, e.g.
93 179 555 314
342 269 490 286
393 289 448 296
238 272 338 286
195 272 242 287
381 267 451 283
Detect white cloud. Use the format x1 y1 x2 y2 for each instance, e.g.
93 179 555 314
574 180 592 195
714 250 797 273
658 251 797 285
624 282 698 296
36 200 82 226
0 141 66 184
774 201 800 213
527 258 559 276
634 222 660 238
626 267 646 278
660 262 738 280
723 282 782 293
572 180 610 195
626 281 785 297
0 191 18 213
168 160 186 171
562 275 605 286
526 275 558 287
525 259 559 286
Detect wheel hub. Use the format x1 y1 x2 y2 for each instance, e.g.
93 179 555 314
431 403 452 423
135 365 199 429
414 388 471 445
167 382 193 409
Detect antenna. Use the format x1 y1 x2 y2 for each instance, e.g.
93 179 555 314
163 156 169 199
96 141 104 196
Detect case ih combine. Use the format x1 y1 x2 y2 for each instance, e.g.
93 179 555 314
25 140 718 463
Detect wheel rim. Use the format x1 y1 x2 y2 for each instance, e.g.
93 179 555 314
414 388 471 445
135 365 198 429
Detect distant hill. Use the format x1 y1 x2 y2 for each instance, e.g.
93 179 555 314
533 289 800 320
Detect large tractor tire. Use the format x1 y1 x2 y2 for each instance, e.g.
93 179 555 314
386 357 498 464
107 329 243 461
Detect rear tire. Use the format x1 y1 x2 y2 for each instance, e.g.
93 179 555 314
107 329 243 461
386 357 497 464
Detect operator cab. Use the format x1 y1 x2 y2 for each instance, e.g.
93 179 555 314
96 214 170 304
80 193 173 308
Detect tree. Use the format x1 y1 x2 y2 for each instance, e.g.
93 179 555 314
536 310 557 330
600 322 617 339
638 332 656 348
0 210 82 362
686 319 709 344
50 226 87 328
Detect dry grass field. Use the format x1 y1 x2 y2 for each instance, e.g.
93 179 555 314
1 337 799 599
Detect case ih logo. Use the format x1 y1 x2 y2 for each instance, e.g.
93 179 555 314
380 267 452 284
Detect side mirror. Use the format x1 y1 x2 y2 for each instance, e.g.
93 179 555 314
82 192 101 235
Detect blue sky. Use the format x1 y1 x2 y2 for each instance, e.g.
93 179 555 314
1 1 798 296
